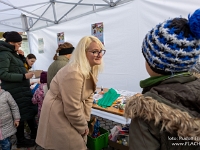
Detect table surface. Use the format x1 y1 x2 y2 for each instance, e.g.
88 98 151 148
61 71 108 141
92 102 124 116
93 88 125 116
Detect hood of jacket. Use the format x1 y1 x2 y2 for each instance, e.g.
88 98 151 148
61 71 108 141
124 94 200 141
0 40 15 53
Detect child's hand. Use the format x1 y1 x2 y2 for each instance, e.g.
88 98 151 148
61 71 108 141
30 82 36 85
14 121 19 127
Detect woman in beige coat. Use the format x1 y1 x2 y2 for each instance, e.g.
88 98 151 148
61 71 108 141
36 36 106 150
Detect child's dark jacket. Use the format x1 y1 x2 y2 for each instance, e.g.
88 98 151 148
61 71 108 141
126 74 200 150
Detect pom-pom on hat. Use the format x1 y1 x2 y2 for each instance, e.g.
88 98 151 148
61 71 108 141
3 31 22 42
142 9 200 75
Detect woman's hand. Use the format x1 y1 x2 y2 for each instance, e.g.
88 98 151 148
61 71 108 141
25 72 34 79
17 49 24 55
81 128 89 136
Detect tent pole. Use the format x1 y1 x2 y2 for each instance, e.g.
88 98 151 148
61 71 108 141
21 14 28 31
29 4 52 30
0 2 48 12
57 0 83 23
50 0 58 24
0 0 54 23
55 1 109 6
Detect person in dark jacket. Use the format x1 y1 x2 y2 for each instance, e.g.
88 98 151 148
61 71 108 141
0 31 37 148
124 9 200 150
47 42 74 89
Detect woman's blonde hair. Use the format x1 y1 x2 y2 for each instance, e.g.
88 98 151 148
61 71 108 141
68 36 104 78
53 42 73 60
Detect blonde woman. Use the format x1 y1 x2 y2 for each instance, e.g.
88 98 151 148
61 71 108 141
36 36 106 150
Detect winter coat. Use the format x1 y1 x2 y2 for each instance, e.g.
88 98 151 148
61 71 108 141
36 64 97 150
0 41 37 121
125 74 200 150
0 89 20 140
32 83 47 118
47 55 69 89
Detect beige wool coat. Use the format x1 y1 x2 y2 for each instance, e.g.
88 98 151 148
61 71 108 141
36 64 97 150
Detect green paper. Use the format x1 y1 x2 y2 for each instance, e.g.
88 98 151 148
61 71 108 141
97 88 120 108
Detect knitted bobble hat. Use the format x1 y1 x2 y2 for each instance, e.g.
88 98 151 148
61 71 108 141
142 9 200 75
3 31 22 42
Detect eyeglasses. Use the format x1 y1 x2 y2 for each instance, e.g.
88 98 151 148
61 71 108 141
88 50 106 57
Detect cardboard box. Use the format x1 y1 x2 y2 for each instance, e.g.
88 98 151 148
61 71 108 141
109 139 129 150
29 70 43 78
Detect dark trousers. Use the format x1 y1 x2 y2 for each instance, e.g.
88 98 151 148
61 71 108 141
0 137 11 150
16 118 37 141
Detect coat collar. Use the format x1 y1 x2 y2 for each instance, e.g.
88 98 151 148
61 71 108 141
56 55 69 61
140 72 190 88
0 41 15 53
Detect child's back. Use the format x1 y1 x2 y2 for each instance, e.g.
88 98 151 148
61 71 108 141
32 71 48 123
0 88 20 150
32 83 47 120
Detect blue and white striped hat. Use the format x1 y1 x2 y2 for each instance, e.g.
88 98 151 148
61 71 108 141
142 9 200 75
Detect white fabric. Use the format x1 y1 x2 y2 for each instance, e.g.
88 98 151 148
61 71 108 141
91 108 130 124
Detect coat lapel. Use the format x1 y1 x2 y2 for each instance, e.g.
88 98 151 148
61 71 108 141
89 72 97 91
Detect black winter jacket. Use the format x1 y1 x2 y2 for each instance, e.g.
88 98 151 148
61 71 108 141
0 41 37 121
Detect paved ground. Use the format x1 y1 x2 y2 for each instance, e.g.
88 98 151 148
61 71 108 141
10 115 123 150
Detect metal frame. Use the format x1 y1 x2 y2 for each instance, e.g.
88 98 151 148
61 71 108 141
0 0 133 32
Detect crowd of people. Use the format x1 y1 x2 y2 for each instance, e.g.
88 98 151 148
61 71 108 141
0 8 200 150
0 32 105 150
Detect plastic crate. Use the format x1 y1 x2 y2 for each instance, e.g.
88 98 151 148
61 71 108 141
87 127 109 150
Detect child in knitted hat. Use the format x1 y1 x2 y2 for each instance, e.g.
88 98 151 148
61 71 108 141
124 9 200 149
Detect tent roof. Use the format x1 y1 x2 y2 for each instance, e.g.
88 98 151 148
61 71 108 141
0 0 132 32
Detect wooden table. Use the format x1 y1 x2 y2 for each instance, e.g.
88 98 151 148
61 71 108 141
93 87 124 116
92 100 129 124
91 88 130 124
92 103 124 116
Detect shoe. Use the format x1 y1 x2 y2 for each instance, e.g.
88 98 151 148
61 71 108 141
30 133 36 139
17 138 36 148
30 127 37 139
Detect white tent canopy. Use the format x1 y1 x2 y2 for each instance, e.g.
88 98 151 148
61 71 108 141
0 0 200 92
0 0 132 32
